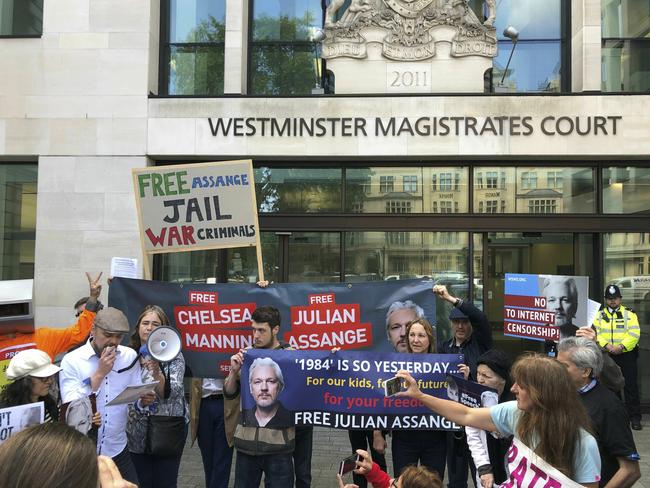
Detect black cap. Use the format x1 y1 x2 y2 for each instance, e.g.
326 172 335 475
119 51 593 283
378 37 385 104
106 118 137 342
477 349 512 382
449 307 469 320
604 284 622 299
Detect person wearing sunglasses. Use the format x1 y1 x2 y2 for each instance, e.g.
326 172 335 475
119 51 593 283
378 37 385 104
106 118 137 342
336 449 441 488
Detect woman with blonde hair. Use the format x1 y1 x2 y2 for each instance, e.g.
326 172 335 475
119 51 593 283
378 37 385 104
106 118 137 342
396 354 601 487
391 318 447 480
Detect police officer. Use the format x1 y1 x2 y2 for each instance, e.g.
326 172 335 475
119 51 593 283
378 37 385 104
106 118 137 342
593 284 642 430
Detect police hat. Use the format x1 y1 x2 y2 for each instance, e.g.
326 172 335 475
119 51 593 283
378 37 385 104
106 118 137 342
604 284 622 299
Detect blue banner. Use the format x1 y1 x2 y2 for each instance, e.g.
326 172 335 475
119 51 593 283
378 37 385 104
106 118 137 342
108 277 436 378
445 374 498 408
503 273 589 342
240 349 463 430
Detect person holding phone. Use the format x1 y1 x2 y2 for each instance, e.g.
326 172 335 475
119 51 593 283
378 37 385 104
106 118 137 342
395 354 601 487
391 318 447 480
335 449 441 488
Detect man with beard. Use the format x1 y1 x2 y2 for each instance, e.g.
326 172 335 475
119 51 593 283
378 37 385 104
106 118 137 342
385 300 425 353
542 276 579 340
59 307 159 484
224 306 296 488
242 357 291 427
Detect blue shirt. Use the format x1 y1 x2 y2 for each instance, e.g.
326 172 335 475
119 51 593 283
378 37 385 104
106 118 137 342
490 401 601 484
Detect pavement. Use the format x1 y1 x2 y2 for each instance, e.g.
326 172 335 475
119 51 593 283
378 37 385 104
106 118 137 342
178 419 649 488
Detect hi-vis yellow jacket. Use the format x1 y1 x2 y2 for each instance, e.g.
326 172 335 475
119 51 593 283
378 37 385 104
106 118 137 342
593 305 640 352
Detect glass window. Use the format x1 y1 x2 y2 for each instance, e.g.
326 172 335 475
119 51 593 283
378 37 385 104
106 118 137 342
386 201 411 213
288 232 340 282
254 167 342 213
249 0 324 95
602 0 650 38
521 171 538 189
403 175 418 192
0 0 42 36
226 233 279 283
493 42 562 92
602 40 650 92
380 176 394 193
490 0 565 92
0 164 37 280
603 166 650 214
473 167 596 213
603 233 650 403
163 0 226 95
602 0 650 92
344 231 469 322
157 232 278 283
347 167 468 214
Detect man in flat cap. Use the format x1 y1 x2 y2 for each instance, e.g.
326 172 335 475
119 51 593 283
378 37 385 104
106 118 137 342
60 307 160 484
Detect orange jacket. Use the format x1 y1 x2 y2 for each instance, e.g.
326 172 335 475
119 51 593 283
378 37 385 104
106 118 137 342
0 309 96 388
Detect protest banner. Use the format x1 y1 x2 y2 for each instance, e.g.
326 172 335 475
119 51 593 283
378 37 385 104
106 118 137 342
502 438 583 488
108 277 436 378
446 374 498 408
503 274 589 342
0 402 44 444
1 343 36 391
132 160 261 279
240 349 463 430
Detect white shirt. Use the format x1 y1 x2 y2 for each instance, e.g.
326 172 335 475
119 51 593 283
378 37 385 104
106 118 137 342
59 340 141 457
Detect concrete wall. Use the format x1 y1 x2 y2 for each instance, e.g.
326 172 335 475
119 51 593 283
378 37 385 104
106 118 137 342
0 0 156 325
0 0 647 326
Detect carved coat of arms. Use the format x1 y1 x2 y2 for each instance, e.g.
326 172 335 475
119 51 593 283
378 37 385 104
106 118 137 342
322 0 497 61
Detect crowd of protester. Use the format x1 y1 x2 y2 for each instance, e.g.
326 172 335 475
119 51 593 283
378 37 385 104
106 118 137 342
0 275 643 488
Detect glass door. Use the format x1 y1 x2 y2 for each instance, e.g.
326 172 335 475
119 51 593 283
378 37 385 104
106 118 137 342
484 232 593 357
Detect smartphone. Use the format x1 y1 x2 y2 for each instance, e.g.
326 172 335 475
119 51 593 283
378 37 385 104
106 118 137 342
383 376 406 397
338 453 361 476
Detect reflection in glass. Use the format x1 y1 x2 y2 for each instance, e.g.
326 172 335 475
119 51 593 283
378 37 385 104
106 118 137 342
603 233 650 402
473 233 484 308
249 44 321 95
158 249 220 284
255 167 342 213
0 0 43 35
250 0 324 94
473 167 595 213
158 232 278 283
344 231 468 282
603 167 650 214
346 167 468 213
345 231 469 341
166 0 225 95
227 233 278 283
169 0 225 43
493 0 562 40
493 41 562 92
602 40 650 93
602 0 650 38
168 45 224 95
252 0 322 41
288 232 340 282
0 164 37 280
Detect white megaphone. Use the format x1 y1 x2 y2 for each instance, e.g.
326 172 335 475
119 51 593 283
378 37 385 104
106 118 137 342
145 326 182 362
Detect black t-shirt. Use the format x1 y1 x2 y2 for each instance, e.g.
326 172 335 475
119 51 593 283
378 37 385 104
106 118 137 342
580 382 639 486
